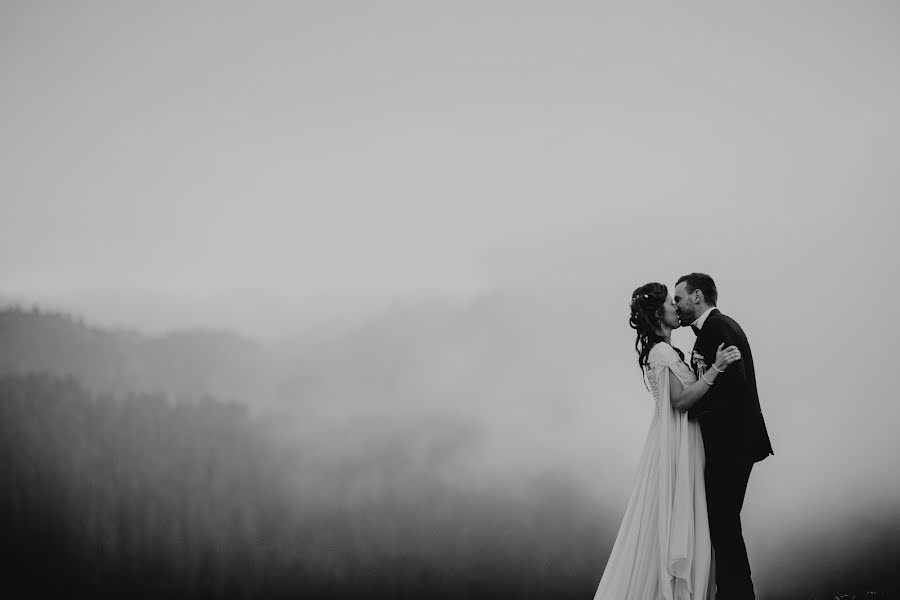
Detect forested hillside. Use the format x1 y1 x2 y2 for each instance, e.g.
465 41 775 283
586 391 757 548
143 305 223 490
0 374 609 598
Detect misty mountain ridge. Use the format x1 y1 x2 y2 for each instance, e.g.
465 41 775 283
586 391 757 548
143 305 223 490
0 294 620 493
0 292 606 420
0 305 269 405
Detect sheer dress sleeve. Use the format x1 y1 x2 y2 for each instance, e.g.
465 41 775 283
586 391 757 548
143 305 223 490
648 342 701 599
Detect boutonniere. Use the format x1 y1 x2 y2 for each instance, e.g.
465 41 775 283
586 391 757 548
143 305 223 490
691 350 708 375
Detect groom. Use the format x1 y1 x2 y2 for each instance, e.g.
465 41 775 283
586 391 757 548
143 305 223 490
673 273 773 600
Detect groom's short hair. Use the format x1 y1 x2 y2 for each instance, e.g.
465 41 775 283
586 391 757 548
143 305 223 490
676 273 718 306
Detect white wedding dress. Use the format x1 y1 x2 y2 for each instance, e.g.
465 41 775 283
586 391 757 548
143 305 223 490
593 342 713 600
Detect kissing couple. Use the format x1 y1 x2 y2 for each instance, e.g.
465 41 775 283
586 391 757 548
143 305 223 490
593 273 774 600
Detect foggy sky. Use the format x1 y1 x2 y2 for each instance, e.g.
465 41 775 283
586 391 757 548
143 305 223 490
3 1 897 325
2 1 899 592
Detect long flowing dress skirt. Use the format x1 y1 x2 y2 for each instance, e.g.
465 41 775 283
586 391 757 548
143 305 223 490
593 364 713 600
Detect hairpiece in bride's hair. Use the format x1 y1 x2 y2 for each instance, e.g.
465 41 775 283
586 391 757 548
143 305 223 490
630 293 650 306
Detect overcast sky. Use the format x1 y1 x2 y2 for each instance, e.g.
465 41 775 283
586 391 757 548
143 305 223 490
2 0 897 332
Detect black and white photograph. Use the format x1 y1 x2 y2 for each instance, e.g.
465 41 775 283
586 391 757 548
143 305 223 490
1 2 898 599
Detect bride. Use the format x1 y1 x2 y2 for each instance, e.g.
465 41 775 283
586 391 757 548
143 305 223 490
592 282 742 600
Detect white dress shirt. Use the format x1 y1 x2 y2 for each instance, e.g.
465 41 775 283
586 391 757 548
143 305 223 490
692 307 716 331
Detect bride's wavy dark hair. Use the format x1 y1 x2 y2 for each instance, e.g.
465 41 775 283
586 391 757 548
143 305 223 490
629 282 683 373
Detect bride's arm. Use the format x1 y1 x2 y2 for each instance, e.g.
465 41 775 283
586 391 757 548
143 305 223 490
668 343 740 411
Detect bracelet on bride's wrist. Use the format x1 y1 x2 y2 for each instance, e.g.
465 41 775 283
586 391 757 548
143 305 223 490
701 373 714 386
712 364 725 373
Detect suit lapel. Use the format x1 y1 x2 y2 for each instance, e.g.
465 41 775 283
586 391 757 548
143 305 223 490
691 308 720 376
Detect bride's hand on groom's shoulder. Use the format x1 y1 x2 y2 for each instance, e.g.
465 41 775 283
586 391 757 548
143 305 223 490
714 342 741 371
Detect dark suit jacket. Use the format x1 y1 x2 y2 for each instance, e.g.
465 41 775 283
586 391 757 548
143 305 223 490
688 309 774 464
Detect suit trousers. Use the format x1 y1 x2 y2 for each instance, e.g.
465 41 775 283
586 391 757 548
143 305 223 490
705 460 755 600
